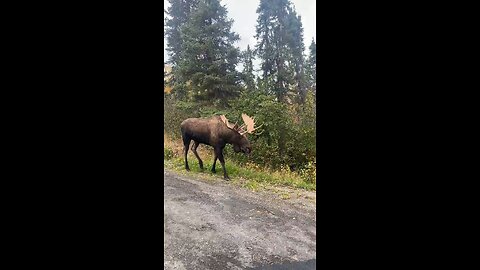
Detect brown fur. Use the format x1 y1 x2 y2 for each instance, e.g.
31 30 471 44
180 115 251 180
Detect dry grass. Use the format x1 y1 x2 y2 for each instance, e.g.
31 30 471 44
164 134 316 191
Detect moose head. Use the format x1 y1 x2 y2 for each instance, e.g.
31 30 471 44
220 113 263 155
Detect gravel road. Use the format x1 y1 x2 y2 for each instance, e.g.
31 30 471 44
164 169 316 269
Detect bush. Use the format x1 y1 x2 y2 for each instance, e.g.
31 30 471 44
164 147 174 160
164 94 200 139
299 159 316 184
226 90 316 172
163 88 316 184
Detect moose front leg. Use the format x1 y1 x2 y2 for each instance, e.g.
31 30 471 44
211 152 218 173
215 147 230 180
191 141 203 170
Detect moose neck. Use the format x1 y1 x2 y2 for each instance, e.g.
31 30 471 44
224 128 242 144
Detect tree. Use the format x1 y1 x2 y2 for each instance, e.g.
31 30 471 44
286 12 307 103
254 0 306 103
165 0 200 100
165 0 199 67
241 45 256 91
177 0 241 105
305 38 316 95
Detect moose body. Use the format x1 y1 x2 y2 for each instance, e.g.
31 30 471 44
180 114 260 180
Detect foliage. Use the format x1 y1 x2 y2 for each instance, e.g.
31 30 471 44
164 93 200 139
177 0 241 105
165 89 315 173
305 38 316 94
165 0 201 101
222 88 316 172
255 0 306 103
164 145 316 191
241 45 256 91
165 0 199 66
164 147 174 160
163 0 316 187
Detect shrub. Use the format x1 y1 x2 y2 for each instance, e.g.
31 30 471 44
299 160 316 184
163 88 316 184
227 90 316 172
164 147 174 160
164 93 200 139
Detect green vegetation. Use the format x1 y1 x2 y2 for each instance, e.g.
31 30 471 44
164 0 316 189
164 142 315 191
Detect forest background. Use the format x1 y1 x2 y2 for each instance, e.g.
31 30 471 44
164 0 317 189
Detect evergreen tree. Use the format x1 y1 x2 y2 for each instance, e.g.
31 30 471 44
286 12 307 103
165 0 199 100
255 0 284 99
254 0 306 103
165 0 199 66
177 0 241 105
306 38 316 94
241 45 256 91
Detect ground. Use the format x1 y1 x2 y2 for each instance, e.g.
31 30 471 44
164 169 316 269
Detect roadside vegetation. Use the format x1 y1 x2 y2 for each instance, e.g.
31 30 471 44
164 0 316 191
165 134 315 191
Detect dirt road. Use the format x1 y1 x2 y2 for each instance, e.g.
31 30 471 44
164 169 316 269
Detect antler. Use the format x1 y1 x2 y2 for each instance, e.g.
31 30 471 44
221 114 263 135
220 115 236 130
239 113 263 135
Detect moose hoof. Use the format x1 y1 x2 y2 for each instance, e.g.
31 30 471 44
224 176 230 181
211 169 216 173
186 167 190 171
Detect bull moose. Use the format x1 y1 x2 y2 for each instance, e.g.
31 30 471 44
180 113 262 180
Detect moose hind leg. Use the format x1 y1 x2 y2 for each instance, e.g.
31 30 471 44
191 141 203 170
183 138 191 171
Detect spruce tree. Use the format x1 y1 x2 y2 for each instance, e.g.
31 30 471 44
165 0 199 100
165 0 199 66
306 38 316 94
241 45 256 91
177 0 241 105
285 11 306 103
254 0 306 103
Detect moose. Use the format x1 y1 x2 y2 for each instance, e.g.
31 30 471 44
180 113 262 180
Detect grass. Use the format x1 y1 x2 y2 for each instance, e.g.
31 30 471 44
164 135 316 192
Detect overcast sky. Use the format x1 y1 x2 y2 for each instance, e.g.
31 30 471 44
164 0 316 71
